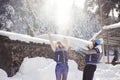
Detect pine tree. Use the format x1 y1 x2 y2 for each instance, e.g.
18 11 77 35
84 0 120 25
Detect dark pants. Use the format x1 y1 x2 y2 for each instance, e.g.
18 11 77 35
55 63 69 80
83 64 97 80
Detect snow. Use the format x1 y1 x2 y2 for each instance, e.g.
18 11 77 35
0 69 8 80
90 22 120 42
0 30 92 50
90 30 102 40
0 0 100 40
0 30 49 44
0 31 120 80
38 34 92 50
7 57 82 80
0 57 120 80
103 22 120 29
90 22 120 40
94 64 120 80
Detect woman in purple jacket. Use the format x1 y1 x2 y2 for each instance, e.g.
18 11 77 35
54 41 68 80
48 33 69 80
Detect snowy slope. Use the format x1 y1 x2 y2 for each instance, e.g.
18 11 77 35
0 57 120 80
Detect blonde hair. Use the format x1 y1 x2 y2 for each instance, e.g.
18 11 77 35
56 41 65 48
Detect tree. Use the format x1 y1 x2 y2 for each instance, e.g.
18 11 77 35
84 0 120 25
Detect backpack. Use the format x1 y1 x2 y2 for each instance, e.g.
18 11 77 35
54 47 68 64
85 47 101 64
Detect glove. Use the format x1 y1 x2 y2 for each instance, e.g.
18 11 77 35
78 47 83 51
75 47 83 52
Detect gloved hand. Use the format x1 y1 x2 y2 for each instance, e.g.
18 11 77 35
78 47 83 51
75 47 83 52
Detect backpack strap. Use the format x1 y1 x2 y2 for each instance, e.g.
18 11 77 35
94 47 102 62
94 48 100 53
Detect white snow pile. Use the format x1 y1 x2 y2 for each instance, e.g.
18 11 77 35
0 30 49 44
5 57 82 80
94 64 120 80
0 69 8 80
0 57 120 80
38 34 92 50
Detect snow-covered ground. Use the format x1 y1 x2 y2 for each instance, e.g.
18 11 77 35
0 31 120 80
0 57 120 80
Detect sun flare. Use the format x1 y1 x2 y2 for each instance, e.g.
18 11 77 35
41 0 86 35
